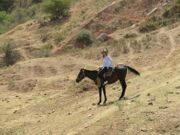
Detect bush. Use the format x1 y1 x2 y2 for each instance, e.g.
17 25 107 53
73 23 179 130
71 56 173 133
76 29 92 46
32 0 43 3
54 32 65 43
0 11 13 24
139 17 159 33
163 3 180 18
0 0 14 11
1 43 20 66
175 0 180 5
12 7 36 23
42 0 71 20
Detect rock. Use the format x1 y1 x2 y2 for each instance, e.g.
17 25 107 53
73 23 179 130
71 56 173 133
147 118 154 121
141 128 147 132
88 107 92 110
92 103 96 106
131 99 135 102
159 106 168 109
48 110 55 115
13 110 18 114
88 114 93 117
148 102 153 105
68 112 71 115
96 33 109 42
167 91 174 94
37 120 41 123
147 93 151 96
175 86 180 89
175 92 180 94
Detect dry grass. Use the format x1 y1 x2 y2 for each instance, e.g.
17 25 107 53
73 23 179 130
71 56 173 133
0 0 180 134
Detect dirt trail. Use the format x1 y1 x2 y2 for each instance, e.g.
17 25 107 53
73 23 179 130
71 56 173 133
0 0 180 134
159 27 177 59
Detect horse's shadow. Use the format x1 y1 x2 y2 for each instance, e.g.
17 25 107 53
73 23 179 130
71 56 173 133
96 99 127 107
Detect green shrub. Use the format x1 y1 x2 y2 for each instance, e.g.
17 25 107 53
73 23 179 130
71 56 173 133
54 32 65 43
42 0 71 20
139 17 167 33
139 19 158 33
175 0 180 5
31 48 50 58
40 33 49 42
76 29 92 46
1 43 20 66
163 4 180 18
12 7 36 23
42 44 53 50
0 11 13 24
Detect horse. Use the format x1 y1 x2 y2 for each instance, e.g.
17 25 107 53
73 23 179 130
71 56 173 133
76 64 140 105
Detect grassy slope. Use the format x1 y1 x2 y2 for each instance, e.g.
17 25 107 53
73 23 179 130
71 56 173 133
0 0 180 134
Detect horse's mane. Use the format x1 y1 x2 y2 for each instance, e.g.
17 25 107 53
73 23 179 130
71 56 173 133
84 69 98 72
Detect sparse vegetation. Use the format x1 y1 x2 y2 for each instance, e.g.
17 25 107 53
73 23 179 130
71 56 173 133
42 0 71 20
139 0 180 33
31 44 53 58
139 17 160 33
0 43 20 66
40 32 50 42
0 0 42 33
54 32 65 44
163 0 180 18
0 11 13 33
124 33 137 38
76 29 92 47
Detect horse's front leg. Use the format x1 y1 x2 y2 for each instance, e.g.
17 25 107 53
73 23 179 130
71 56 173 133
97 87 102 105
102 86 107 104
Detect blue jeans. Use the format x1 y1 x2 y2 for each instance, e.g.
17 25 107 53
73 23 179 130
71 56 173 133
98 67 108 80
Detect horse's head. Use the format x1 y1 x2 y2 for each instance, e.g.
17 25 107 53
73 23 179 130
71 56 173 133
76 69 86 83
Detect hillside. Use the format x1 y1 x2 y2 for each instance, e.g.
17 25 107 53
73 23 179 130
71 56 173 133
0 0 180 135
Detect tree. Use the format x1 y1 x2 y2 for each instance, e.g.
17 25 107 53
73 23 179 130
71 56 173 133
42 0 71 20
0 0 14 11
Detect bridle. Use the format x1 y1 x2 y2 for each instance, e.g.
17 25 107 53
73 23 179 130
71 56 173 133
81 69 85 78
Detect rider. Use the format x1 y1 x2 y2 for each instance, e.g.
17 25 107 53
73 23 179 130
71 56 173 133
98 48 113 84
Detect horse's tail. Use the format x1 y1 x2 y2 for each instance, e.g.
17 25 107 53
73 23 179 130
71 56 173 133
126 66 140 76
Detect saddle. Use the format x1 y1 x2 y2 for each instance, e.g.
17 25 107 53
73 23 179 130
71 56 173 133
104 68 113 78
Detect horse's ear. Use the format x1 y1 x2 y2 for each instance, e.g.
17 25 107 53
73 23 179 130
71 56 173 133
81 69 85 72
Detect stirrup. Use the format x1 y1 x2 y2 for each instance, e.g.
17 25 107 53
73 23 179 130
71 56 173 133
103 81 108 86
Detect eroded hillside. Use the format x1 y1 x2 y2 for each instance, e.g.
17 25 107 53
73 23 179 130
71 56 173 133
0 0 180 134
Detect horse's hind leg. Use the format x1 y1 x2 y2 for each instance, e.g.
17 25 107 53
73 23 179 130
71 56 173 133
102 86 107 104
119 79 127 100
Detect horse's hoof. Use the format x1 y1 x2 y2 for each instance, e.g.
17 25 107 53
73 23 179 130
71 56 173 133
119 97 126 100
97 102 101 105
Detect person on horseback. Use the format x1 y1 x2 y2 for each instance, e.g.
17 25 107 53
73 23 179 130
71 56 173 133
98 48 113 84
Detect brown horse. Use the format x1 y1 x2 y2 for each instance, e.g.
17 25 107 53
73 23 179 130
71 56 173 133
76 64 140 105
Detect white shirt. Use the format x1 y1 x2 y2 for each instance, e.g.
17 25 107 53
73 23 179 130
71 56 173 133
102 55 113 68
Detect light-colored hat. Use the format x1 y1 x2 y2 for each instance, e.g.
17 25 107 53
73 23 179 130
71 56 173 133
101 48 108 54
